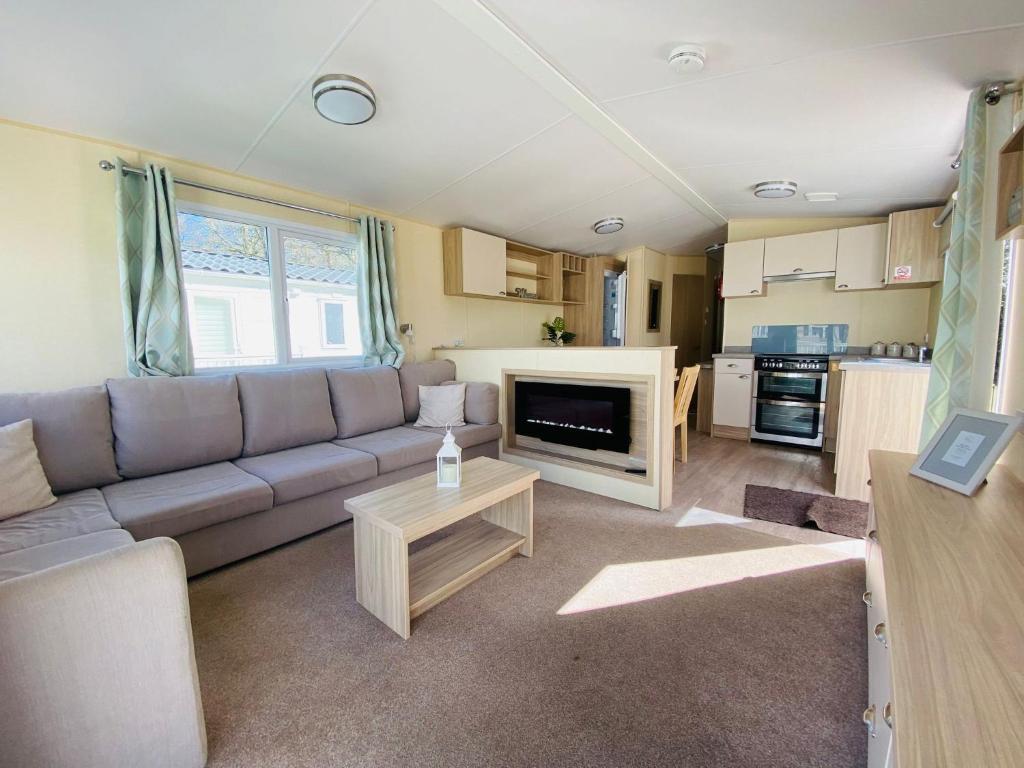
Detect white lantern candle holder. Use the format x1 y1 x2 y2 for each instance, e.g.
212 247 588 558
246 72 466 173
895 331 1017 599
436 423 462 488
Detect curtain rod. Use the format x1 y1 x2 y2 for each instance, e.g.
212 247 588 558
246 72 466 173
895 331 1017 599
98 160 392 230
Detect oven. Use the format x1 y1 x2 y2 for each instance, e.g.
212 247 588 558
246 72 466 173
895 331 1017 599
750 357 828 449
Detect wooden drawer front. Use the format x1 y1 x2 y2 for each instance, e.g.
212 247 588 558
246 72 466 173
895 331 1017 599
714 357 753 375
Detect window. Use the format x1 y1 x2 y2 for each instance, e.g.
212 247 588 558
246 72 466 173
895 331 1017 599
177 207 362 370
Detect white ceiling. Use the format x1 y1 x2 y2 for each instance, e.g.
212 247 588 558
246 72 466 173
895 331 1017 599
2 0 1022 255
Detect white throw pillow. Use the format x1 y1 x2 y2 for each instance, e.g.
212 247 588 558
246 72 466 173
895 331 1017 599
416 383 466 428
0 419 57 520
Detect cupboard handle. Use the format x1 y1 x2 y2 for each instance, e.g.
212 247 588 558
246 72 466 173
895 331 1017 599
727 363 738 368
792 267 804 273
883 702 893 729
867 529 878 543
837 283 849 288
873 622 887 647
748 289 759 294
739 374 750 380
862 591 872 607
862 705 877 737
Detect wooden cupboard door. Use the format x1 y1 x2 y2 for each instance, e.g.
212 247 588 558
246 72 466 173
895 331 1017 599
885 207 944 285
460 228 507 296
712 372 752 428
763 228 838 277
835 223 888 291
722 239 765 297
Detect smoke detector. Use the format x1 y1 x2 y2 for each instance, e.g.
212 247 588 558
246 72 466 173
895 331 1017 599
593 217 624 235
753 180 798 199
668 44 706 74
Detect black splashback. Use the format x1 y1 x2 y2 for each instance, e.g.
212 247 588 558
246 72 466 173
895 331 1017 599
515 381 631 454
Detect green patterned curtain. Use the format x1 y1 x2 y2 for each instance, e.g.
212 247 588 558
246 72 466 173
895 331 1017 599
114 159 193 377
356 215 405 367
921 89 987 443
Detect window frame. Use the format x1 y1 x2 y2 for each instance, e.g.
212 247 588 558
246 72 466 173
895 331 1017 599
177 201 363 373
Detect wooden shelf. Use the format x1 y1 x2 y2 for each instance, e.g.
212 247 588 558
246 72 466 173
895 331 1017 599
408 519 525 618
506 270 550 280
996 122 1023 241
562 268 585 274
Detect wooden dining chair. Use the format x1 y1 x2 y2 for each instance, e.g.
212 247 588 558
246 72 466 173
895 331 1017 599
673 365 701 464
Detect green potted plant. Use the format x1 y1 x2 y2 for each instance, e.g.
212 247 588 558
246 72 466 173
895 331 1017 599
541 316 576 346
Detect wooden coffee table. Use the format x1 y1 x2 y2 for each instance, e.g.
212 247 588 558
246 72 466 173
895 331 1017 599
344 456 539 638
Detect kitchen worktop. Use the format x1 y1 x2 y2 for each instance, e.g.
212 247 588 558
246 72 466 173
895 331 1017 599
838 357 931 371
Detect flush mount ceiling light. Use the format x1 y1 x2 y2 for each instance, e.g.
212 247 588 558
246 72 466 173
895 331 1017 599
753 180 798 199
593 217 624 235
804 192 839 203
312 74 376 125
668 44 706 74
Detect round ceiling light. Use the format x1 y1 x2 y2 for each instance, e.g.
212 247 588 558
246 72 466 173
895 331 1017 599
593 217 624 235
312 74 376 125
668 44 706 74
753 180 798 199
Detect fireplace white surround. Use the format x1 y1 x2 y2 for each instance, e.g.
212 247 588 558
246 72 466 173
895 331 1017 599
432 347 675 510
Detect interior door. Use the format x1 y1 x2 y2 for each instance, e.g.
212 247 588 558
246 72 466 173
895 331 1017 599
671 274 704 369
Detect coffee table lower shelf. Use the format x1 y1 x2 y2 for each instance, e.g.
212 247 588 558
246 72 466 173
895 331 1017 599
409 519 525 619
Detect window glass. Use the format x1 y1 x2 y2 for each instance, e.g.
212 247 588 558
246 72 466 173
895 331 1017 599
282 234 362 359
178 212 276 368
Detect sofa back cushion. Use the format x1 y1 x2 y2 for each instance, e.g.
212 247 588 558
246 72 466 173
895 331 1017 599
0 385 121 494
107 375 243 478
236 369 335 456
398 360 456 422
443 380 499 425
327 366 405 438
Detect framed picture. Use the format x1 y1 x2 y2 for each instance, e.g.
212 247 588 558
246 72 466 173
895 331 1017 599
910 408 1023 496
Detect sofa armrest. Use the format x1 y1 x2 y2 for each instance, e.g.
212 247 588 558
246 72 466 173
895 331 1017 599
0 538 207 768
443 380 499 425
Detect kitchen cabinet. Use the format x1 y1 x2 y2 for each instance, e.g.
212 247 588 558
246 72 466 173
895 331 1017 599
823 360 843 453
835 223 888 291
885 207 944 286
722 239 765 297
763 228 837 278
712 358 753 440
444 227 506 297
696 365 713 434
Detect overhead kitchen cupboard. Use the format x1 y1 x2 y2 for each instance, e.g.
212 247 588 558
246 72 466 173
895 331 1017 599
762 228 838 278
834 223 888 291
885 207 944 286
721 239 765 297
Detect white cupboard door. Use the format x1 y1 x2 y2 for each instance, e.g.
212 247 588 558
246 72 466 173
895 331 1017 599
722 239 765 297
712 373 752 428
836 223 888 291
763 229 838 277
460 228 507 296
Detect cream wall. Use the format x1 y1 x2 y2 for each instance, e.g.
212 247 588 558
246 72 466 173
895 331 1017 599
0 120 559 392
624 246 674 346
722 217 933 348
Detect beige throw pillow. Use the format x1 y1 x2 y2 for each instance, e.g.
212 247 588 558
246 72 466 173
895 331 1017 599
415 383 466 428
0 419 57 520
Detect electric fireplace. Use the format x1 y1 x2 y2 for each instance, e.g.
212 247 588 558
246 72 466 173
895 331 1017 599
514 380 631 453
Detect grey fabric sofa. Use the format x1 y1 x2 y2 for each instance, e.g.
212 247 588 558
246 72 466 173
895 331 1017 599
0 359 497 768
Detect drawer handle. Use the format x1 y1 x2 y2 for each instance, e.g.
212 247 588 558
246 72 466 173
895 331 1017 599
867 529 878 543
873 621 887 647
837 283 849 289
739 374 750 379
792 267 804 273
862 705 877 737
748 289 759 294
727 363 738 368
862 591 872 607
883 702 893 729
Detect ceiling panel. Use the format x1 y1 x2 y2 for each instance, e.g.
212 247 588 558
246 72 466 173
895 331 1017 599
682 146 958 207
239 0 569 213
607 27 1024 172
511 176 721 255
403 116 648 232
0 0 370 168
486 0 1024 102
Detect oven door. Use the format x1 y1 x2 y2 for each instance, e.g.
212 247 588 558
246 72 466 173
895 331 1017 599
754 371 827 403
750 399 825 447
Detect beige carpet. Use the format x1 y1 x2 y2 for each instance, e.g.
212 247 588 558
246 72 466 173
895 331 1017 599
189 436 866 768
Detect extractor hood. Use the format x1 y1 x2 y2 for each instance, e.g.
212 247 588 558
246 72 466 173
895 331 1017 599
762 270 836 283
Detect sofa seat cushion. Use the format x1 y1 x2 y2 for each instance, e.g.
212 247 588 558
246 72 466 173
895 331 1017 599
234 443 377 506
0 489 120 556
334 426 445 474
102 463 273 540
408 422 502 449
0 529 135 582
